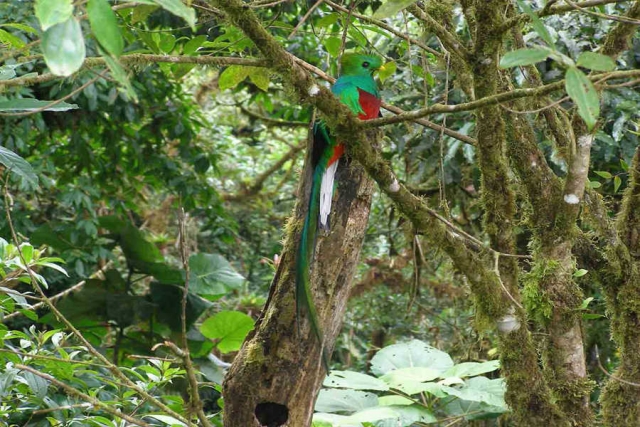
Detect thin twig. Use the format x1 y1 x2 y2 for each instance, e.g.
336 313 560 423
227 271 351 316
289 0 324 39
564 0 640 24
492 252 524 310
178 207 213 427
594 345 640 387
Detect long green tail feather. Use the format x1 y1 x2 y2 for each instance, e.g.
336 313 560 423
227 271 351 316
296 157 330 370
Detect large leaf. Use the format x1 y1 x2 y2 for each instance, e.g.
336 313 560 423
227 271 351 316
35 0 73 31
499 47 551 68
0 146 38 188
323 371 389 392
188 253 244 296
41 17 86 77
370 340 454 376
315 389 379 414
576 51 616 72
380 367 440 395
565 67 599 130
442 377 507 408
442 360 501 378
373 0 419 19
87 0 124 57
199 310 254 353
0 99 78 112
218 65 250 90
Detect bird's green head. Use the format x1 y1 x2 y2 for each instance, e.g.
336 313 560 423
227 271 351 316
339 53 383 77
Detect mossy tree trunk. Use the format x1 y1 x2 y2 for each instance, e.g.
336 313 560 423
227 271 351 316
221 129 377 426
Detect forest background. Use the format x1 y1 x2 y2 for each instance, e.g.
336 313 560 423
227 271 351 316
1 0 640 426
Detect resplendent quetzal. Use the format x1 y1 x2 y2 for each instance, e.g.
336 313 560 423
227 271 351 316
296 52 383 367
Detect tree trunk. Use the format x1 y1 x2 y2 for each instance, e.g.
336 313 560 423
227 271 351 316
222 130 377 427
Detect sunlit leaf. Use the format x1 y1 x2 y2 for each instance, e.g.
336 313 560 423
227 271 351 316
41 17 86 77
0 99 78 112
576 51 615 72
500 47 551 68
373 0 419 19
35 0 73 31
565 67 599 130
88 0 124 57
200 310 254 353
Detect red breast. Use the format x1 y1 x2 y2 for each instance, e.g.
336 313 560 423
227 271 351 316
357 88 382 120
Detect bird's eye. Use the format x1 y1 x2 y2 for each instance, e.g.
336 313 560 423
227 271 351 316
362 61 370 68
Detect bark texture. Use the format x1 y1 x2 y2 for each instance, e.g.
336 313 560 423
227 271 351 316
222 140 376 426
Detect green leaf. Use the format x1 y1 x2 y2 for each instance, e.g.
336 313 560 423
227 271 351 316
102 52 137 101
378 61 396 83
324 371 389 391
41 17 86 77
189 253 244 296
370 340 454 376
322 37 341 57
517 0 555 47
380 367 440 394
0 29 25 49
0 146 39 188
218 65 250 90
378 395 413 406
200 311 254 353
0 23 39 35
442 360 501 378
35 0 74 31
573 268 588 278
621 159 629 171
144 415 187 426
315 389 379 414
576 51 615 72
589 180 602 189
373 0 419 19
499 47 551 68
316 13 340 29
594 170 612 179
0 99 79 112
614 175 622 193
579 297 594 310
149 0 196 29
442 377 507 409
88 0 124 57
183 35 207 55
248 67 270 91
565 67 599 130
132 4 159 24
159 34 176 53
22 371 49 399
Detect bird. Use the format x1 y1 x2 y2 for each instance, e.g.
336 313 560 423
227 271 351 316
295 52 383 369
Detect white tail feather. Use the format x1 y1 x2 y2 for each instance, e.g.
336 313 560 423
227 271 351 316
319 160 339 229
